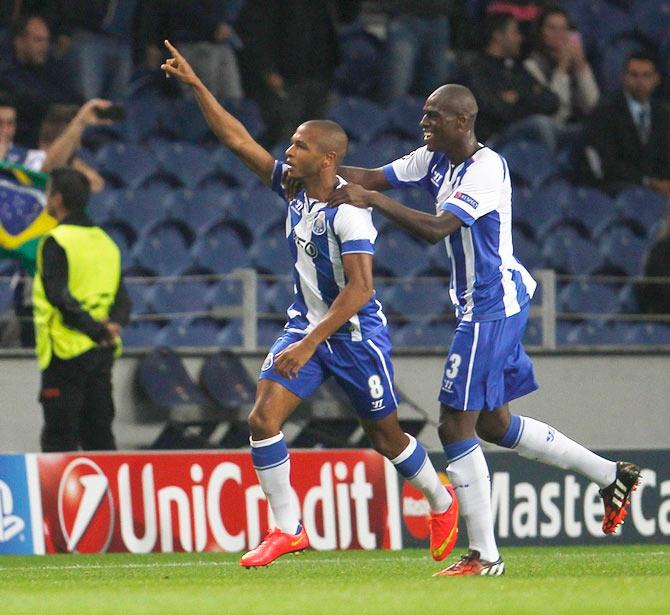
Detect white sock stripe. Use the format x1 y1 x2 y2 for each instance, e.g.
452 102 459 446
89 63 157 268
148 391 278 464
463 322 480 410
366 339 399 407
250 431 285 448
390 434 417 465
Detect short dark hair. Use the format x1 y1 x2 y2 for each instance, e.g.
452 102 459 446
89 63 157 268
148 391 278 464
625 50 659 71
0 90 17 109
48 167 91 212
483 13 517 46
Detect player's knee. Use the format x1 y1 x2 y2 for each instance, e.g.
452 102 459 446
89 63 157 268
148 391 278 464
476 413 509 443
247 406 279 440
475 423 501 443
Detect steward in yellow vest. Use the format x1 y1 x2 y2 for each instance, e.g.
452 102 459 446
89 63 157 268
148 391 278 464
33 167 131 452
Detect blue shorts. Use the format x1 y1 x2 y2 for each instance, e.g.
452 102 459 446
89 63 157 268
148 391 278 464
438 303 538 411
259 330 399 420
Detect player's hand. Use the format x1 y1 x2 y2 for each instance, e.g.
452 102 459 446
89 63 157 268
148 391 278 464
274 339 317 379
282 168 304 200
75 99 114 127
161 39 200 87
328 184 372 209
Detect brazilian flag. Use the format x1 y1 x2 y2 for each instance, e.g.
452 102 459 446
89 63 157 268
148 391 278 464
0 161 56 275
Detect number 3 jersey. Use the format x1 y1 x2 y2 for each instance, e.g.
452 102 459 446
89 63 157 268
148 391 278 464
383 145 537 322
270 160 388 341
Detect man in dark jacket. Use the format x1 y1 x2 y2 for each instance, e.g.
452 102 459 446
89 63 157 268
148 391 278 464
583 51 670 198
463 13 560 148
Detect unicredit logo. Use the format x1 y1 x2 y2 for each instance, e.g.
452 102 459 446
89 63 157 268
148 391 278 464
58 458 114 553
0 480 25 543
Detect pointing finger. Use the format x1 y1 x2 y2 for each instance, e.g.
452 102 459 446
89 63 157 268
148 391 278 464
164 39 181 58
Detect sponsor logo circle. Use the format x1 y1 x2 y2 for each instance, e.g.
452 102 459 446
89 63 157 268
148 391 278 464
261 352 274 371
402 471 450 540
57 458 114 553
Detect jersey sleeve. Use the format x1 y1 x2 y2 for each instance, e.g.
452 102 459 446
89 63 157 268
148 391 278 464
333 205 377 255
270 160 289 201
440 156 505 226
382 146 433 189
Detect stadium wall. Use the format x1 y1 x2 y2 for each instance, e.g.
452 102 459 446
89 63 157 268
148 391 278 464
0 351 668 453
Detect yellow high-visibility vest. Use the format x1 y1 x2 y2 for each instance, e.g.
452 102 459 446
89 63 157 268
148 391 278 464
33 224 122 369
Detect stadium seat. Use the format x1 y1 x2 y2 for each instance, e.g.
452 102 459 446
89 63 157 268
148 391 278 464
158 98 212 143
125 278 153 315
580 1 634 53
614 186 668 237
199 350 256 410
233 186 286 237
617 284 641 313
211 147 261 188
216 320 244 347
101 222 133 270
374 229 427 277
145 278 211 316
598 36 644 94
499 141 557 189
191 222 251 273
132 221 191 276
327 96 387 143
154 317 222 347
114 186 175 235
205 277 244 311
123 94 164 143
513 232 543 271
249 228 293 276
541 226 602 274
96 143 162 190
558 282 620 315
183 185 240 233
225 98 266 141
632 0 670 46
262 280 294 314
522 318 543 346
334 26 382 97
598 226 646 276
87 188 119 224
151 142 218 189
562 320 629 346
393 318 454 348
121 320 162 347
384 96 425 141
0 281 12 314
568 187 616 239
257 319 286 348
383 279 450 318
623 323 670 346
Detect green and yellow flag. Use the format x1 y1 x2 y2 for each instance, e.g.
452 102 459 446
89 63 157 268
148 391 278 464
0 161 56 275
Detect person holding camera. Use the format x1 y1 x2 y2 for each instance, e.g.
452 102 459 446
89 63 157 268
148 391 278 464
33 167 131 452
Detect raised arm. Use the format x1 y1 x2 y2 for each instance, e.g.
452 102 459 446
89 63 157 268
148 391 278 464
329 184 462 244
161 39 274 184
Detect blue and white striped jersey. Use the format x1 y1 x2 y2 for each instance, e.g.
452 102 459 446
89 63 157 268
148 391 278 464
271 160 388 341
383 146 536 322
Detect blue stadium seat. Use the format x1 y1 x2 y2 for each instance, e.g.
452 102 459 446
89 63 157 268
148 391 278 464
374 229 426 277
205 277 244 310
580 1 634 53
125 279 153 315
158 98 212 143
523 318 543 346
225 98 266 141
614 186 668 237
598 226 646 276
531 180 579 239
114 186 176 235
334 27 382 97
393 319 453 348
0 280 12 314
598 36 644 94
96 143 162 190
121 320 162 347
328 96 387 143
559 282 620 314
146 279 211 316
345 134 410 169
248 228 293 275
541 226 602 274
257 319 286 348
132 222 191 276
564 186 616 239
154 317 222 347
513 232 543 271
191 222 251 273
101 222 134 270
182 185 241 232
87 188 120 224
623 323 670 345
151 142 218 189
233 187 286 237
383 279 450 318
262 280 294 313
216 320 243 347
632 0 670 46
617 284 641 313
499 141 557 189
211 147 262 188
562 320 628 346
123 95 164 143
384 96 425 141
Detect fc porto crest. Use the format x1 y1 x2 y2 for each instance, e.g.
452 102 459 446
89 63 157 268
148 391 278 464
312 211 327 236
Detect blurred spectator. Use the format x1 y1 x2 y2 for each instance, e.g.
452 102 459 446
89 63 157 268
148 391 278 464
0 14 79 147
140 0 244 102
523 6 599 126
583 52 670 198
463 13 560 148
486 0 545 47
52 0 139 101
0 90 46 170
638 214 670 314
237 0 360 146
369 1 453 104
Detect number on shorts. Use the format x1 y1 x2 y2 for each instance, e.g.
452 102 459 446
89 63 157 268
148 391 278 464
445 354 462 379
368 375 384 399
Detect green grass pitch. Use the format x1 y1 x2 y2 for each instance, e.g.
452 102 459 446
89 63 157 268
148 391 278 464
1 545 668 614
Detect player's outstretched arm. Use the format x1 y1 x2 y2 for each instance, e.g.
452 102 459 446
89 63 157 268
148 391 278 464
161 39 274 184
274 253 373 379
328 184 462 244
338 166 392 191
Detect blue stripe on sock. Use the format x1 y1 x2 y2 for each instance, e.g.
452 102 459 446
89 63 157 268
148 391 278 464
395 442 428 479
443 437 479 463
498 415 523 449
251 437 289 470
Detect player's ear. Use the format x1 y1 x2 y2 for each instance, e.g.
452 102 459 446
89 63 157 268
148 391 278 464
323 151 337 168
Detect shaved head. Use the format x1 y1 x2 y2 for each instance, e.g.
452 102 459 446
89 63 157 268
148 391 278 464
299 120 349 163
429 84 478 126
